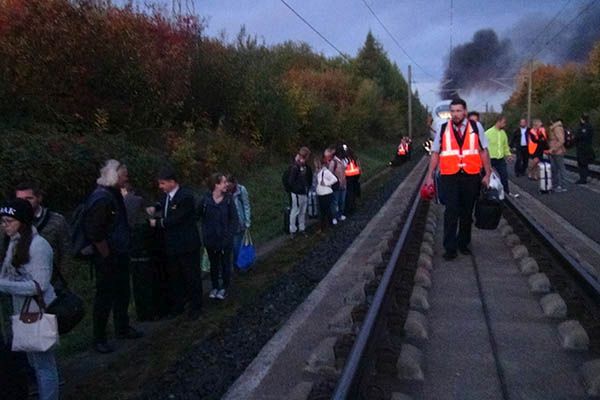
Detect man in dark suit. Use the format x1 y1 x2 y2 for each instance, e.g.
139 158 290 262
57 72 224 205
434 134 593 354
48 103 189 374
149 167 202 319
510 118 530 177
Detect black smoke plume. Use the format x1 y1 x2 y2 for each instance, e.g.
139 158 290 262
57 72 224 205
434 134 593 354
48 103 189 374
440 29 514 98
440 3 600 99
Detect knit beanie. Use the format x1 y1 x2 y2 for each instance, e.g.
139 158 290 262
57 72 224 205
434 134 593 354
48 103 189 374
0 198 34 225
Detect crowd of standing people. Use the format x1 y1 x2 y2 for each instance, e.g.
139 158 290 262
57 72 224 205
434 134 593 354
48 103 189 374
285 143 363 237
0 161 253 399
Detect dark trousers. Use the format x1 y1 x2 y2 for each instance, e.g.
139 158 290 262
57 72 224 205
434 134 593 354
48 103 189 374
93 253 131 342
491 158 509 194
317 193 334 231
579 161 589 182
440 173 481 254
515 146 528 176
166 249 202 313
206 247 232 290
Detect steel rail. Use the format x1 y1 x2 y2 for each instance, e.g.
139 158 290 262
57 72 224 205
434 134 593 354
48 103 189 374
505 196 600 301
332 168 426 399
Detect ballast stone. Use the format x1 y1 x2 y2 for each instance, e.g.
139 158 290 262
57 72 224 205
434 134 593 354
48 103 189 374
557 320 589 351
420 242 434 257
304 337 337 375
581 359 600 396
414 267 432 288
328 305 354 334
519 257 539 275
396 344 424 381
505 233 521 247
410 286 430 311
422 232 434 244
417 254 433 271
500 225 513 237
540 293 567 318
344 284 366 306
528 273 551 293
286 382 313 400
404 310 428 340
511 245 529 260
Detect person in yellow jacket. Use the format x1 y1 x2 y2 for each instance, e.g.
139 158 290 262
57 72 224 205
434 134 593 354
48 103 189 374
485 115 514 196
425 98 492 260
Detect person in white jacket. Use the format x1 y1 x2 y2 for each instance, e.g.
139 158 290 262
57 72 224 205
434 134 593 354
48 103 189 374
315 155 339 232
0 198 58 400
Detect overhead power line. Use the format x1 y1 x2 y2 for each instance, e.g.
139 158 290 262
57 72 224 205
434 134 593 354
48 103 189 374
359 0 436 80
530 0 598 60
279 0 349 61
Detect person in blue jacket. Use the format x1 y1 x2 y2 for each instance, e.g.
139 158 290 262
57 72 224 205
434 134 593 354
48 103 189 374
226 175 251 270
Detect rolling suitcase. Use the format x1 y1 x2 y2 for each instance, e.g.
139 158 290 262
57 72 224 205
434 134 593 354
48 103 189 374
538 162 552 193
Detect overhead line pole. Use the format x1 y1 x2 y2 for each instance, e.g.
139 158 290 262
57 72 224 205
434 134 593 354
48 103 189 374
527 61 533 126
408 65 412 138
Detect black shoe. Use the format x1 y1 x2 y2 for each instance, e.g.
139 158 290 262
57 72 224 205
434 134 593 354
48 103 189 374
443 252 457 261
116 326 144 340
459 247 471 255
93 341 115 354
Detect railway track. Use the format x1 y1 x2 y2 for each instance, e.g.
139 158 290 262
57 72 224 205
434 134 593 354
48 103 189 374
327 173 600 399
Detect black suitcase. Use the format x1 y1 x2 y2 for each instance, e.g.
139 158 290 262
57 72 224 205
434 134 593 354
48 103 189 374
474 188 503 230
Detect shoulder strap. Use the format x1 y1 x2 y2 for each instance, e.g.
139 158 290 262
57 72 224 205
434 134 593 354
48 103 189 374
468 119 480 134
35 208 51 233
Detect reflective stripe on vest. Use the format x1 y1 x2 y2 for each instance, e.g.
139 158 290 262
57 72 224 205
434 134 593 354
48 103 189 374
439 121 482 175
345 160 361 176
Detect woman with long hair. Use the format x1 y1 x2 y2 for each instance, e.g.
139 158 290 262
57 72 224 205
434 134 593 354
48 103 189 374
0 198 58 400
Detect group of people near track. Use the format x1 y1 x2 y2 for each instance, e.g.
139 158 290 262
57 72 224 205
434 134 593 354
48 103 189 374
0 162 254 399
425 97 596 261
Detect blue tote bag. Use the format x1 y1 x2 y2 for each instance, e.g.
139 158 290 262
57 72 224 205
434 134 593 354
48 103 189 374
236 230 256 270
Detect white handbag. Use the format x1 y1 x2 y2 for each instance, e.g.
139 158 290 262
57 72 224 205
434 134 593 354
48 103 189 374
11 281 58 352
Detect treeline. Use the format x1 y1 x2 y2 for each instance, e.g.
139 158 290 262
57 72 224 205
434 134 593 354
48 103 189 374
503 41 600 140
0 0 427 209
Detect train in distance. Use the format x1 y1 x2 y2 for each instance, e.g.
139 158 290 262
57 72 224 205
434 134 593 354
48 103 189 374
431 99 451 138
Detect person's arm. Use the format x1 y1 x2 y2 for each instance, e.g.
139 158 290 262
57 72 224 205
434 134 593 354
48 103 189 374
0 240 53 296
480 149 492 187
241 187 251 229
425 125 443 186
84 199 113 258
503 132 512 159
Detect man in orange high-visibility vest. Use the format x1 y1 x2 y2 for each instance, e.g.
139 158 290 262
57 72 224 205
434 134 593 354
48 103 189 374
425 98 492 260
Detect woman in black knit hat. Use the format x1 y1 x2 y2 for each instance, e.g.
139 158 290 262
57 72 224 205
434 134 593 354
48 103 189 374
0 198 58 400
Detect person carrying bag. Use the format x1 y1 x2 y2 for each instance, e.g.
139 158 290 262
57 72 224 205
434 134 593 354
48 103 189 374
236 230 256 271
0 199 60 400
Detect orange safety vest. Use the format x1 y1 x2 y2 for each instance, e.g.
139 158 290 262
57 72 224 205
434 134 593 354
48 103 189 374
439 121 482 175
528 127 546 155
397 144 407 156
345 160 361 176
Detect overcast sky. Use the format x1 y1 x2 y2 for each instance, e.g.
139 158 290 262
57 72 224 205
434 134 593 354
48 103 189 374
126 0 587 111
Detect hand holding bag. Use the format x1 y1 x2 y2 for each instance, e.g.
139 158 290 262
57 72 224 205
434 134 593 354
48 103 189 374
236 230 256 271
11 281 59 352
46 272 85 335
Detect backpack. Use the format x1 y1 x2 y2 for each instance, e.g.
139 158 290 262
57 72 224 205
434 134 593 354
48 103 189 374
70 188 116 259
282 165 293 193
564 128 575 148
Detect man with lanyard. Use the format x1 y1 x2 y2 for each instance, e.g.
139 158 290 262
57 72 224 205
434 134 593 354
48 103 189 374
425 98 492 260
510 118 530 177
